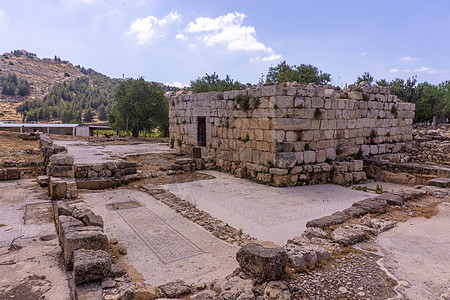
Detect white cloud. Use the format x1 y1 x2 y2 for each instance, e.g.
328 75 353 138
0 10 9 30
185 12 280 62
127 11 180 45
414 66 439 74
402 56 418 62
359 52 367 56
414 66 429 72
175 33 187 40
165 81 184 88
388 68 410 73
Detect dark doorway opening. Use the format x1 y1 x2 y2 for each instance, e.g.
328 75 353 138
197 117 206 147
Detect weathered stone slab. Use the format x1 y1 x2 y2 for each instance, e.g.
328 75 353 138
352 198 389 214
73 249 111 285
47 165 75 178
236 241 288 280
374 193 404 206
427 177 450 188
50 153 74 165
343 206 368 218
305 211 349 228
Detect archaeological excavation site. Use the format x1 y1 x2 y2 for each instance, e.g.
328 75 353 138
1 82 449 300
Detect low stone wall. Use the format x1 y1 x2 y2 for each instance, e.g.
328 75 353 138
364 158 450 185
39 134 139 195
74 161 136 179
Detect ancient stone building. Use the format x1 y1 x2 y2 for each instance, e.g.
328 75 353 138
169 82 415 186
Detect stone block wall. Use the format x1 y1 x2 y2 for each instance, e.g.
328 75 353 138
74 161 137 179
170 82 415 186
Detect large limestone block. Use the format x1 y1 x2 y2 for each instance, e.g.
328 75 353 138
303 151 316 164
73 249 111 285
63 230 109 269
6 167 21 180
274 152 297 169
236 241 288 281
273 118 311 130
50 153 74 165
47 165 75 178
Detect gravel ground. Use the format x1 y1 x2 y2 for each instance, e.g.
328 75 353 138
289 251 396 300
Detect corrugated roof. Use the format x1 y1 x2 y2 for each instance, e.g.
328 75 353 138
0 123 79 128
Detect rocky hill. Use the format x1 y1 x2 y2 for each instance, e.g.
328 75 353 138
0 50 85 100
0 50 117 123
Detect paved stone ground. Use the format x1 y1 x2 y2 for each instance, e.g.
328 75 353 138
0 179 70 299
53 140 175 164
371 201 450 300
163 171 373 245
78 189 238 287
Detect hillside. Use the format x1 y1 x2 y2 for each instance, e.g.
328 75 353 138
0 50 85 99
0 50 119 123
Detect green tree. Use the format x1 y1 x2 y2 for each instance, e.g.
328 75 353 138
265 60 331 85
1 82 16 95
355 72 374 84
83 108 94 122
98 104 108 121
17 79 30 96
109 78 168 137
190 72 242 93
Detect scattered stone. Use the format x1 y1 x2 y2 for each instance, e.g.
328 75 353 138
330 226 367 246
117 245 127 255
101 278 116 289
212 276 254 299
263 281 291 300
158 279 190 298
191 289 217 300
57 201 72 216
108 264 127 278
339 287 348 293
36 175 49 187
302 227 328 239
236 241 288 280
110 238 119 244
73 249 111 285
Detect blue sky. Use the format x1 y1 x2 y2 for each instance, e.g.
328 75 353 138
1 0 449 87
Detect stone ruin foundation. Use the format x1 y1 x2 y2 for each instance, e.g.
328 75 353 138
169 82 415 186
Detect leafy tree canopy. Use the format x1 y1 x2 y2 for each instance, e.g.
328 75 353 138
190 72 242 93
358 73 449 122
265 60 331 85
109 78 168 137
355 72 374 85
